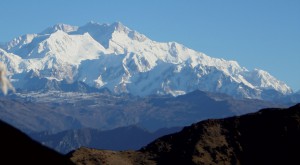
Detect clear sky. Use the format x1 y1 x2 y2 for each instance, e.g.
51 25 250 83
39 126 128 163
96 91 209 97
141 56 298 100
1 0 299 91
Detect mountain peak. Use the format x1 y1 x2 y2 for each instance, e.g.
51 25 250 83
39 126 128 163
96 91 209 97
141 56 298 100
111 21 129 32
80 21 127 31
86 20 98 25
41 23 79 34
75 21 147 48
108 22 148 43
83 21 108 28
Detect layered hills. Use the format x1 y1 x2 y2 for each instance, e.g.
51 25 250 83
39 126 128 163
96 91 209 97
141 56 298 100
69 103 300 165
1 90 280 134
0 103 299 164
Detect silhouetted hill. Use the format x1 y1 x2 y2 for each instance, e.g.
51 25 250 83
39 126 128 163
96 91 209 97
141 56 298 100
0 120 74 165
69 104 300 165
142 103 300 165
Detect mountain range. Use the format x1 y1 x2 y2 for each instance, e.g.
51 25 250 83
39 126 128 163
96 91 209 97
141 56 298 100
0 21 293 100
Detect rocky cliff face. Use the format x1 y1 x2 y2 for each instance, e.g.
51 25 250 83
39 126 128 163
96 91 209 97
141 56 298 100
68 104 300 165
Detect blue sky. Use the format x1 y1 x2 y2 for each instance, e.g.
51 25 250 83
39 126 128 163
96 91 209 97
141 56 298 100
1 0 299 91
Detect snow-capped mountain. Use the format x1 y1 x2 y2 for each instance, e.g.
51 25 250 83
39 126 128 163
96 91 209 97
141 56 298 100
0 21 292 100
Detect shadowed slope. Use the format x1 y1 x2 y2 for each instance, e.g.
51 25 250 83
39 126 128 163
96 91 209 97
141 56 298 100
0 120 74 165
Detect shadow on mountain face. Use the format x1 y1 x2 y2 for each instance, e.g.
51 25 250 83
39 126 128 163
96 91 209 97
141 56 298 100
0 120 74 165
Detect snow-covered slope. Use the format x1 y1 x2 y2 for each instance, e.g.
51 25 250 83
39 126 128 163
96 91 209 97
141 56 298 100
0 22 292 100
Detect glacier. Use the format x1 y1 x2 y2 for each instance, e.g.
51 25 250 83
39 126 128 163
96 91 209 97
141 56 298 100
0 21 292 100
